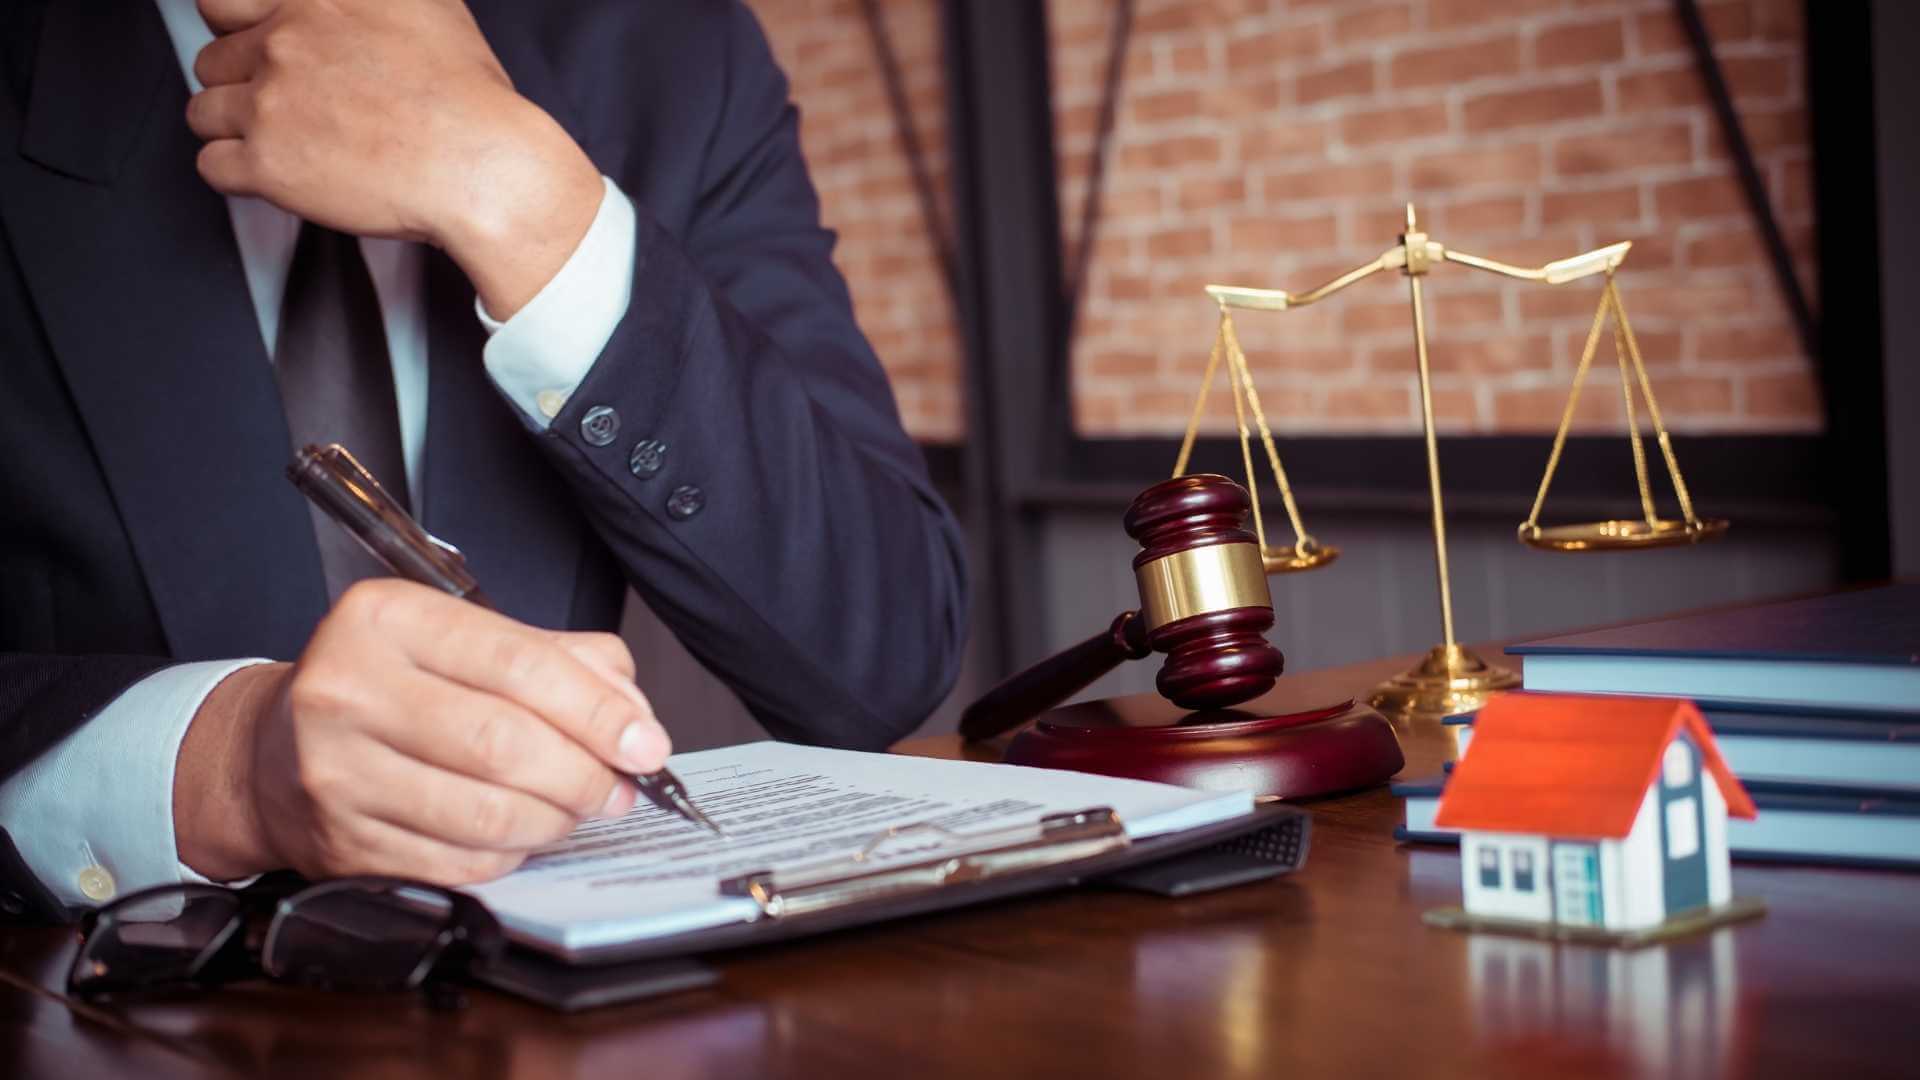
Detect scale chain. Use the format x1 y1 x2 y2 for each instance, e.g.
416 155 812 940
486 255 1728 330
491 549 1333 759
1522 281 1614 532
1223 317 1270 556
1607 278 1702 528
1220 310 1315 551
1611 293 1660 528
1171 316 1225 480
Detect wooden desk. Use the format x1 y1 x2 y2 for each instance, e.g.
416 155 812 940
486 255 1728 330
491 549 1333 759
4 649 1918 1078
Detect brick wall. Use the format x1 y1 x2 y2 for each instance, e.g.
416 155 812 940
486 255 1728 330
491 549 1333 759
755 0 1821 440
754 0 964 440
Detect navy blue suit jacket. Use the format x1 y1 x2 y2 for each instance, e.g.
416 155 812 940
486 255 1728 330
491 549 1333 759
0 0 968 919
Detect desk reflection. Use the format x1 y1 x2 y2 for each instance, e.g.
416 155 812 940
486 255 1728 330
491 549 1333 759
1467 930 1744 1078
514 1001 771 1080
1126 882 1314 1075
1133 925 1274 1074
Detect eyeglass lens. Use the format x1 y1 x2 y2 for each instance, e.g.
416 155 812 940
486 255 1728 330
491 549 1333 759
262 881 458 991
71 887 245 996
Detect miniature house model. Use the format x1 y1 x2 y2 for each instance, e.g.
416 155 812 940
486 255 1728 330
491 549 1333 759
1434 693 1756 931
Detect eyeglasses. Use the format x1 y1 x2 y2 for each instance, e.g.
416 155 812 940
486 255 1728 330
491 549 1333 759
67 871 503 1009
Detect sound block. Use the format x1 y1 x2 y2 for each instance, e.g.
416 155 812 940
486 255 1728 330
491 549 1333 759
1005 691 1404 800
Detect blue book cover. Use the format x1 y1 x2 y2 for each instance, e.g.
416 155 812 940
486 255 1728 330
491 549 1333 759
1507 586 1920 710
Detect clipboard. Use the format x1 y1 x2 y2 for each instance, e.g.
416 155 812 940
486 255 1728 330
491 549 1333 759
478 802 1308 1011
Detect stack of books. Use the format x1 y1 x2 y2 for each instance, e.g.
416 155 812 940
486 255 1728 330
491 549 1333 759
1397 585 1920 869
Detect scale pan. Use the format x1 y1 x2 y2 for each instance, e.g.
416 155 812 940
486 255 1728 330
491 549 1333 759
1262 543 1340 573
1519 518 1729 552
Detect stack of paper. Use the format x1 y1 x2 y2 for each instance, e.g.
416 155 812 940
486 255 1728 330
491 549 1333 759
466 741 1253 954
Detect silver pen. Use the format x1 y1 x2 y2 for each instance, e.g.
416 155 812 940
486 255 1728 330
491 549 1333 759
288 443 724 836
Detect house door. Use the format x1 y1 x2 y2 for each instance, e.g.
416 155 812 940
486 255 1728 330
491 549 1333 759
1660 735 1710 914
1551 842 1603 926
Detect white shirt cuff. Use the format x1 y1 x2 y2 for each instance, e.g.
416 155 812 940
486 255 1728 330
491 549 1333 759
477 175 638 426
0 658 269 908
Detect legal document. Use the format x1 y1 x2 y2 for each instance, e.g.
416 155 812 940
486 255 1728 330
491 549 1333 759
464 741 1252 953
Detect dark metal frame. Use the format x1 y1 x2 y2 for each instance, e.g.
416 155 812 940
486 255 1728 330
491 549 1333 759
942 1 1071 675
1808 1 1892 583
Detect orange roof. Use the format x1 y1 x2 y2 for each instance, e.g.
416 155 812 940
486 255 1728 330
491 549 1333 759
1433 692 1757 840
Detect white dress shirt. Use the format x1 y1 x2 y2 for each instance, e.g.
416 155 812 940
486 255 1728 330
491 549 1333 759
0 0 638 908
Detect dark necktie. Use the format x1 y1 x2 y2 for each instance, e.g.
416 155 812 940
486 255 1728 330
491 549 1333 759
274 223 411 601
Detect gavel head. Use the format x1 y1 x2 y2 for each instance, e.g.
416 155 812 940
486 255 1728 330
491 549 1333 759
1124 474 1286 711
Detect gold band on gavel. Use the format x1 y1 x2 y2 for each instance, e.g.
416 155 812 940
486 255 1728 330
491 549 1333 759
1135 542 1272 631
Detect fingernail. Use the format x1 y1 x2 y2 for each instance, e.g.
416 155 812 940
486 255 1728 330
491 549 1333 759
618 723 660 772
600 781 635 819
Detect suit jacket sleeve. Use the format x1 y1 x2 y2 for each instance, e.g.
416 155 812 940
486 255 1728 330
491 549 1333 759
525 4 968 750
0 655 173 784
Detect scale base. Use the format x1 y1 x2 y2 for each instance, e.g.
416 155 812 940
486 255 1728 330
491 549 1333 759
1369 644 1519 722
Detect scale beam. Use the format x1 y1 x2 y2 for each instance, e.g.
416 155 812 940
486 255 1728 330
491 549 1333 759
1205 248 1406 311
1442 240 1633 284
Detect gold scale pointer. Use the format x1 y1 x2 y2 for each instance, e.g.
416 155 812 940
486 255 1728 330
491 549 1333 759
1173 205 1727 721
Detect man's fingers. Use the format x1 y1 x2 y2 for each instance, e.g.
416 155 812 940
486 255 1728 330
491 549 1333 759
554 633 671 747
554 631 638 685
195 139 256 195
186 85 253 142
312 813 528 887
192 23 267 86
197 0 278 36
371 671 634 821
350 743 582 853
335 582 671 774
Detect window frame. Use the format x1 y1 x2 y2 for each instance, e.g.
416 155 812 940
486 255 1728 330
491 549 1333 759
1511 848 1536 892
1666 798 1702 860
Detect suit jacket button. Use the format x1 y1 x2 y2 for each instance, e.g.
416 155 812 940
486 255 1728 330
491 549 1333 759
0 891 24 916
629 440 667 478
666 485 705 520
580 406 620 447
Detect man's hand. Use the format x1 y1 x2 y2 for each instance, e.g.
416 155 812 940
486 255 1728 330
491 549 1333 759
184 0 605 318
174 580 672 885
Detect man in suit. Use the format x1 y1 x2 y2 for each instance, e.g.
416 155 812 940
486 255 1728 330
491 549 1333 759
0 0 967 920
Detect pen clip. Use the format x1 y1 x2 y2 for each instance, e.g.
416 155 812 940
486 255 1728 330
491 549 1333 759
287 443 486 603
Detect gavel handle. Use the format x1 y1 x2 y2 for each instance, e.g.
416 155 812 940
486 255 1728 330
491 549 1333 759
958 611 1151 742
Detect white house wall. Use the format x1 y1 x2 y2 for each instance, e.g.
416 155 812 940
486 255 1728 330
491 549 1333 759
1703 773 1731 905
1616 788 1669 930
1460 831 1554 922
1598 836 1628 930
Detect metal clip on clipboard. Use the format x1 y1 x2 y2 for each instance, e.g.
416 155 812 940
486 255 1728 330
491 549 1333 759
719 808 1130 920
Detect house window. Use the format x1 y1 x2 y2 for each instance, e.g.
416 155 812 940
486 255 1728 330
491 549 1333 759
1512 849 1536 892
1664 739 1694 787
1478 845 1501 888
1666 797 1701 859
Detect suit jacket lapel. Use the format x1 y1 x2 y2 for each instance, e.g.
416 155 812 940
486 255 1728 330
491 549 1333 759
1 1 328 661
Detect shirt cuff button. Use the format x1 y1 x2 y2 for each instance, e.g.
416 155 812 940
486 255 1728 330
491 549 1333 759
77 865 116 903
535 389 568 419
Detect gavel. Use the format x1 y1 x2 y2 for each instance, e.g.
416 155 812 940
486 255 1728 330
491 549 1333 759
960 473 1286 741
